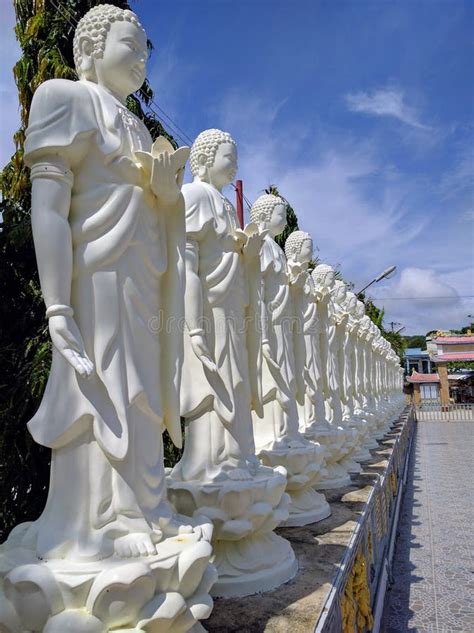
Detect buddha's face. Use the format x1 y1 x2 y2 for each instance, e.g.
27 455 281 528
334 284 346 303
347 295 357 312
268 203 287 237
314 269 335 292
297 238 313 263
206 142 237 190
92 21 148 100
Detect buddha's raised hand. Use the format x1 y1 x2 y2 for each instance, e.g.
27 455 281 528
49 315 94 378
150 152 182 206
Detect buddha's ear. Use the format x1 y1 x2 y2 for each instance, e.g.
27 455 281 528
197 153 208 179
77 35 96 80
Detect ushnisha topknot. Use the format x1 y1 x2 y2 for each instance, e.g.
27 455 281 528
311 263 334 285
189 129 236 177
249 193 286 225
73 4 144 78
284 230 312 260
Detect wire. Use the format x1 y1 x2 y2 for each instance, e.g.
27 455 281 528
370 295 474 301
148 99 194 145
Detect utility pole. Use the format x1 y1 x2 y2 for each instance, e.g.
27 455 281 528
235 180 244 229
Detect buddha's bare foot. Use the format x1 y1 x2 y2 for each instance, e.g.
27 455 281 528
227 467 252 481
114 533 157 558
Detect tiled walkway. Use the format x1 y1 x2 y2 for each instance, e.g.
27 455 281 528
381 420 474 633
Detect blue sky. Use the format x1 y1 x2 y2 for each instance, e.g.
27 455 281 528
1 0 473 334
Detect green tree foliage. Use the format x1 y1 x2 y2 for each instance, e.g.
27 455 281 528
0 0 176 540
264 184 323 270
358 293 405 361
265 184 299 247
404 335 427 350
446 360 474 371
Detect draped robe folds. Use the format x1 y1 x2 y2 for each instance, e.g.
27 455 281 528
323 300 344 425
335 309 353 419
253 238 302 450
173 181 260 482
22 79 184 560
292 273 327 429
352 327 364 411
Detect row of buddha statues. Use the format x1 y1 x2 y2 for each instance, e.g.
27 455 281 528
0 5 405 632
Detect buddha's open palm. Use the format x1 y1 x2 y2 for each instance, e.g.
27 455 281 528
48 315 94 378
150 152 181 206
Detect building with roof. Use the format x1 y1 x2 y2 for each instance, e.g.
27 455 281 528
404 348 432 375
407 371 440 404
405 334 474 405
427 334 474 405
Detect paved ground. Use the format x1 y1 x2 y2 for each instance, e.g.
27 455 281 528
381 420 474 633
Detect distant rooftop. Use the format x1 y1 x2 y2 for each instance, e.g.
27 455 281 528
405 347 429 357
432 351 474 363
433 335 474 345
407 372 439 383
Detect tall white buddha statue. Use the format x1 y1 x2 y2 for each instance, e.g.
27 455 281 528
328 281 362 474
167 133 297 597
0 6 216 632
309 266 356 488
283 229 332 522
338 291 372 462
351 302 380 448
245 200 327 526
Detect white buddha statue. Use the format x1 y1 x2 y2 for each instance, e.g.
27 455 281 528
318 280 361 473
167 133 297 597
309 265 356 488
0 6 215 632
247 201 328 525
169 128 265 483
338 291 372 462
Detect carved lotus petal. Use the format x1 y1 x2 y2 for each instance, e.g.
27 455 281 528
264 471 288 507
304 464 322 481
192 564 218 597
219 488 252 519
286 474 309 490
0 597 22 633
219 519 253 541
43 610 105 633
194 506 227 523
86 562 155 629
4 564 64 632
187 591 214 622
176 541 213 599
246 501 272 533
137 591 187 632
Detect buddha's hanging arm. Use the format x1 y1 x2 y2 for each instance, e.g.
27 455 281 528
184 239 217 373
30 160 94 378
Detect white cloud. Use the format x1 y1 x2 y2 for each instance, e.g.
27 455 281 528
210 91 472 335
370 267 474 334
345 86 431 130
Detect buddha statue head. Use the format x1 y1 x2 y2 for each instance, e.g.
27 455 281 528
73 4 147 101
284 231 313 264
189 129 237 191
249 194 287 237
312 263 335 295
344 291 358 314
355 300 365 319
333 280 347 305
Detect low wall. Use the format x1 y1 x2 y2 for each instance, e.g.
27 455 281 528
205 407 415 633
